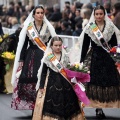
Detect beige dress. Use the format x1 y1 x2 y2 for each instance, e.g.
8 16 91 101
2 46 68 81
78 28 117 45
4 63 13 93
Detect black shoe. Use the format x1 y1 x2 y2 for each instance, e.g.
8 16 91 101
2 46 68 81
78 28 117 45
32 109 34 117
96 108 106 119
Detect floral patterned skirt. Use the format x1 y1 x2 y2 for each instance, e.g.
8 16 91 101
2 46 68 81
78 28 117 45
11 78 35 110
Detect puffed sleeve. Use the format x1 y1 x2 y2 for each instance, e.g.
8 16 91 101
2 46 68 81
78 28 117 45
19 35 29 61
80 33 91 62
39 63 48 89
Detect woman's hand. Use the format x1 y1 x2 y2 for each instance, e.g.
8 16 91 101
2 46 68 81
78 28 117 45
39 88 44 93
19 62 24 67
38 89 44 98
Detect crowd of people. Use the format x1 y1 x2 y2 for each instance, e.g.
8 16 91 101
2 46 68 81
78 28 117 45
0 0 120 120
0 1 120 36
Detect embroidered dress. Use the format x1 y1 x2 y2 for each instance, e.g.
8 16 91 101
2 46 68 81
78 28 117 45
81 21 120 108
11 21 51 110
36 50 84 120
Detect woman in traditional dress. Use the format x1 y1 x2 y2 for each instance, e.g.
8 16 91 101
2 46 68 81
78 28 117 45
73 5 120 119
11 5 56 110
33 36 85 120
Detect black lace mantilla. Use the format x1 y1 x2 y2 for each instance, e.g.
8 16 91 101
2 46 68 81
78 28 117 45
41 68 81 119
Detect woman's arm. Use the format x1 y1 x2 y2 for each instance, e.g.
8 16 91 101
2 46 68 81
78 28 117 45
80 33 91 62
108 32 117 47
19 35 29 61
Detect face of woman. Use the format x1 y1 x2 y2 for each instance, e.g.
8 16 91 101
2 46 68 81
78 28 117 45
34 8 44 21
51 41 62 53
94 9 105 22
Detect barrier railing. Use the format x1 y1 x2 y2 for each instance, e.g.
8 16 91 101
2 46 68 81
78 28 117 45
2 27 80 49
2 27 16 35
58 35 79 49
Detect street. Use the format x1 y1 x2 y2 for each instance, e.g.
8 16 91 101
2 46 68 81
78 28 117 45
0 93 120 120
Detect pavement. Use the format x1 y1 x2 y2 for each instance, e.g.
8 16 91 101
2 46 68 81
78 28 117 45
0 93 120 120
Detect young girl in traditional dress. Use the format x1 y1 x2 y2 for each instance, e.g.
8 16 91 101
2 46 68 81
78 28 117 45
33 36 85 120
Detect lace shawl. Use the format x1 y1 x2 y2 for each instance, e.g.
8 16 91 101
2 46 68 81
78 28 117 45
85 21 115 46
44 49 70 72
27 21 50 44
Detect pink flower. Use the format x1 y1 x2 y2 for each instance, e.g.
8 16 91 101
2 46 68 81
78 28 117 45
63 45 67 49
65 68 90 83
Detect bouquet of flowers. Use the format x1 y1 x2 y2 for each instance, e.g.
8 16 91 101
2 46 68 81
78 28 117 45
0 34 9 43
109 44 120 73
63 45 70 52
65 62 90 82
1 51 15 71
109 44 120 63
65 62 90 105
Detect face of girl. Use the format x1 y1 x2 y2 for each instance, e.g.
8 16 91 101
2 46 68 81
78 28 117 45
51 41 62 53
34 8 44 21
94 9 105 22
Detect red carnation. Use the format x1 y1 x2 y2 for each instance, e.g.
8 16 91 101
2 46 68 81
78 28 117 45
110 47 116 53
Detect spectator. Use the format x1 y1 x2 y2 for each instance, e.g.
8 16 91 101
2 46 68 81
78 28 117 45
44 6 53 20
103 1 111 17
60 20 72 35
74 1 83 9
82 2 93 11
74 8 83 24
54 21 62 34
2 6 7 16
81 8 92 28
11 17 20 30
112 2 120 29
49 4 62 22
7 1 15 16
72 21 82 36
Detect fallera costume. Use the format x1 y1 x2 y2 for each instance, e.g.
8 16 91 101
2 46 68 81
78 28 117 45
75 10 120 108
33 38 84 120
11 6 56 110
81 20 120 108
11 21 51 110
41 52 82 119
